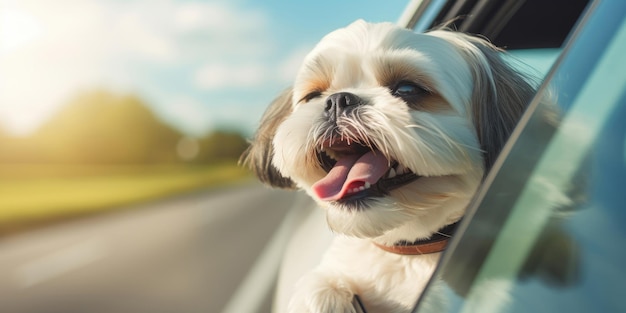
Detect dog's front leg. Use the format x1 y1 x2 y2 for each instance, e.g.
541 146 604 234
288 269 357 313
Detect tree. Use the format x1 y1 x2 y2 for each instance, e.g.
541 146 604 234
195 130 249 163
32 89 184 163
0 89 251 164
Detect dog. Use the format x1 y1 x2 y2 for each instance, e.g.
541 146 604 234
242 20 536 313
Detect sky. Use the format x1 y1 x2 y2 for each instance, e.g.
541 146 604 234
0 0 408 137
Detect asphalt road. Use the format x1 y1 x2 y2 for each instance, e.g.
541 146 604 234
0 182 301 313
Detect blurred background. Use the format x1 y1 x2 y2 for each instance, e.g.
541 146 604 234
0 0 406 312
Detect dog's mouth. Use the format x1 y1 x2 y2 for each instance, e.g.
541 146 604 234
312 138 419 204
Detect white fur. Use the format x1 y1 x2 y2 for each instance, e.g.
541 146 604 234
288 236 440 313
257 20 531 313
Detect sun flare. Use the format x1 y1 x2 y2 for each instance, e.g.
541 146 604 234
0 8 42 54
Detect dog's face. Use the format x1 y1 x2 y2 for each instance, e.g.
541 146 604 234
243 21 533 243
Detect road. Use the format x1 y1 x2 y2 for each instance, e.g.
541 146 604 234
0 182 305 313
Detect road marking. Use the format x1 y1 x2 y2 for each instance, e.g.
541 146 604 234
14 240 106 289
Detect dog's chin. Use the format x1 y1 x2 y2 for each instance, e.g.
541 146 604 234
318 190 417 238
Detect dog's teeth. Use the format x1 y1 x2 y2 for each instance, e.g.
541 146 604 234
396 165 406 174
387 168 396 178
346 183 370 195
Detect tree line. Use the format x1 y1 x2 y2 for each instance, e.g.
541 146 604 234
0 90 249 164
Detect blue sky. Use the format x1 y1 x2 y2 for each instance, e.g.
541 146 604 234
0 0 408 137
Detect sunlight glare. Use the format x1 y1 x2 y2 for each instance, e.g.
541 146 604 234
0 8 42 55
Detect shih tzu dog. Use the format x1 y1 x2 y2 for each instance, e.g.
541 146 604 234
242 20 535 313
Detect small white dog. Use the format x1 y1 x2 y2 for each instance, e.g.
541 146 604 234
242 20 535 313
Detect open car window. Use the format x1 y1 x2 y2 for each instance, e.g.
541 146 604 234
411 1 626 312
403 0 590 97
506 49 561 79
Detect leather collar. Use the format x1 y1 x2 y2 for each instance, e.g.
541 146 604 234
373 222 459 255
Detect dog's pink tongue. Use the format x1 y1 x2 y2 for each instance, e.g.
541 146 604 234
312 151 389 201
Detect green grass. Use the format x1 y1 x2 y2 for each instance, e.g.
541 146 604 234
0 162 252 226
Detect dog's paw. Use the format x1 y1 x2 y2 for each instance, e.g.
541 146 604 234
288 273 356 313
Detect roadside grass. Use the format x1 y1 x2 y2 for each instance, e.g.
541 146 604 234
0 162 252 227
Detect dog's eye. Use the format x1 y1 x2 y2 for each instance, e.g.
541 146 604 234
300 91 322 103
391 81 428 98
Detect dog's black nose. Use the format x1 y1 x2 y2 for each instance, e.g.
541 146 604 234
325 92 362 122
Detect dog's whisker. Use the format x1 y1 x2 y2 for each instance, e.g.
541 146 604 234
401 122 469 169
417 123 462 155
391 128 432 168
349 112 368 140
406 122 482 154
435 231 452 238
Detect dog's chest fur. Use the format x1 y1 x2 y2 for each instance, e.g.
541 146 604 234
319 236 440 312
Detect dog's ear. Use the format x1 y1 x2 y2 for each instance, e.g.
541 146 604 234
240 88 297 189
465 36 536 171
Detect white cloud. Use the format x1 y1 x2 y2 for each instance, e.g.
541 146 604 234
193 46 310 91
115 10 178 62
194 62 269 90
173 2 268 35
0 0 280 135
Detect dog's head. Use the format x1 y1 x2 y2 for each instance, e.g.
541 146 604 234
242 20 534 243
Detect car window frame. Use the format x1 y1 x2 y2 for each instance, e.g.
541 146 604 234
411 0 626 312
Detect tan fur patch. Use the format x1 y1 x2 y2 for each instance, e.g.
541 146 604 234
374 60 453 113
297 56 334 104
413 92 452 113
298 78 331 103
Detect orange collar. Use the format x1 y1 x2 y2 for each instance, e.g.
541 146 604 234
373 238 450 255
373 222 459 255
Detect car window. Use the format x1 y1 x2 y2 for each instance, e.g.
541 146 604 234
407 0 575 90
413 1 626 313
507 49 561 79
